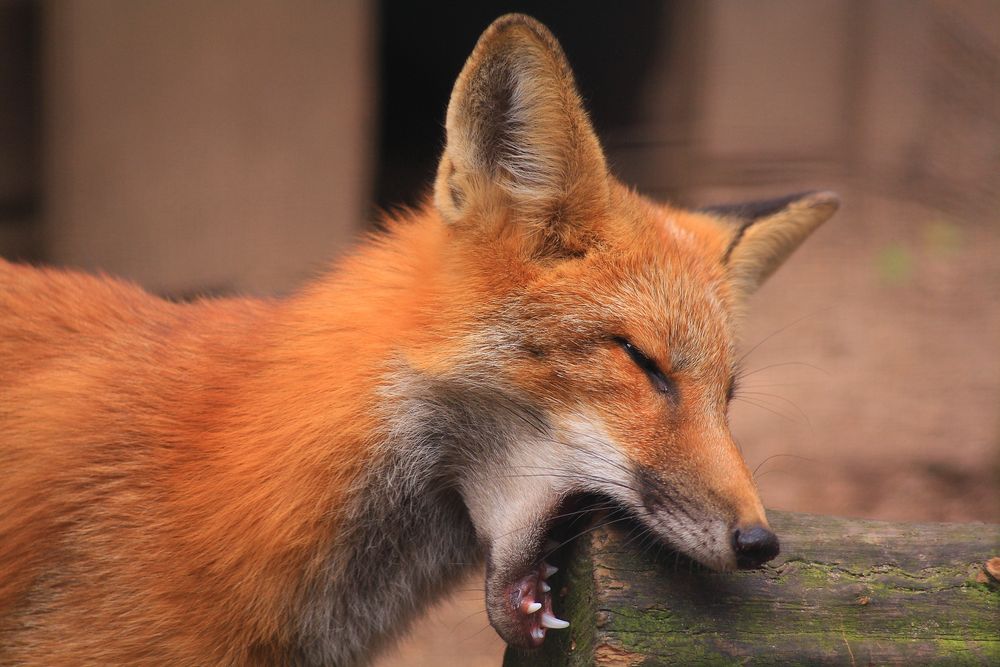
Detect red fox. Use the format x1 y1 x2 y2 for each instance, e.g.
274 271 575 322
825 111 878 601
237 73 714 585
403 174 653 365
0 14 838 666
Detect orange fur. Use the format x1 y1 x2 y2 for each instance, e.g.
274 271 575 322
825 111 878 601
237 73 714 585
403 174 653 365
0 14 837 665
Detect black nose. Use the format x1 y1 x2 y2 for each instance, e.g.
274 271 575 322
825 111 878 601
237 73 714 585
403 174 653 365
732 525 780 569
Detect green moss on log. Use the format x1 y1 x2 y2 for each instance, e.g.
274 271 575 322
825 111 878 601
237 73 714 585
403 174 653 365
505 511 1000 666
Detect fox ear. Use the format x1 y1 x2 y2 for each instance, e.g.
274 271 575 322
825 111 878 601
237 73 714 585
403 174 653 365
705 191 840 298
434 14 609 247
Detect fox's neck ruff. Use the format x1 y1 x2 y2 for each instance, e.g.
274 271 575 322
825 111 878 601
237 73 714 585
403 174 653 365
243 211 504 665
295 430 481 666
290 376 541 666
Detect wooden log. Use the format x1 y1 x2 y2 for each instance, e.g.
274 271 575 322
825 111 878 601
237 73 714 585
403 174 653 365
504 511 999 666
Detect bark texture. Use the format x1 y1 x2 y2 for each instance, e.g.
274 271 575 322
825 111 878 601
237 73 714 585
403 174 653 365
504 511 1000 666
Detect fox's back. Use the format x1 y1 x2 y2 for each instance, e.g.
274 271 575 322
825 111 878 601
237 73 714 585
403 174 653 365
1 259 173 384
0 260 158 641
0 257 280 387
0 259 299 663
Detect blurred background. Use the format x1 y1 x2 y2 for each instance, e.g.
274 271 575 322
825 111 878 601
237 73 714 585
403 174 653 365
1 1 997 665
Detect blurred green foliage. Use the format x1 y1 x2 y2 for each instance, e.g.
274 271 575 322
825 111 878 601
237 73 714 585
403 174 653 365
876 220 965 286
876 242 913 286
922 220 963 257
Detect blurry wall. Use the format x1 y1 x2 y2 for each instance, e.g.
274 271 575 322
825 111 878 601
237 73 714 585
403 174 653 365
43 0 375 296
4 1 995 292
627 0 1000 216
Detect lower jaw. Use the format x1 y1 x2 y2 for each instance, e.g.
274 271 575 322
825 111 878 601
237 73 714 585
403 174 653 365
490 496 609 647
512 559 566 646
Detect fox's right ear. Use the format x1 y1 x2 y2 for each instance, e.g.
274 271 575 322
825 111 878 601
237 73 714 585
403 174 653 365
434 14 609 252
705 191 840 300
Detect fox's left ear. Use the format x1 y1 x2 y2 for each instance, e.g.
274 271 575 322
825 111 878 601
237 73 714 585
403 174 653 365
434 14 609 252
705 191 840 299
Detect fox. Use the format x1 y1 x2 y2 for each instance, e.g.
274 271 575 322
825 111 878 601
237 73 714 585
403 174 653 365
0 13 838 667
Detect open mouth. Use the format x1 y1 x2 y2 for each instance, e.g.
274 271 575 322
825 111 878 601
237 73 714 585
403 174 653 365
507 556 564 646
493 493 623 648
487 481 780 648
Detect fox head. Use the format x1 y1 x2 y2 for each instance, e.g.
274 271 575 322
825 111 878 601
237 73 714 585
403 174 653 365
395 14 838 648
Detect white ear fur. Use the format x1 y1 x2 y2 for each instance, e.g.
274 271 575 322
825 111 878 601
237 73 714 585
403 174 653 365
718 191 840 299
433 14 608 229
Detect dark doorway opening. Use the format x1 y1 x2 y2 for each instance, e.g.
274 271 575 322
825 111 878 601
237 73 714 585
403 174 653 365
373 1 669 213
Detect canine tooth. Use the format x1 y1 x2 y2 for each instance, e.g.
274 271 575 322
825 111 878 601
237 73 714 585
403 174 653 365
525 601 542 614
543 563 558 578
540 581 551 593
541 613 570 629
532 627 545 640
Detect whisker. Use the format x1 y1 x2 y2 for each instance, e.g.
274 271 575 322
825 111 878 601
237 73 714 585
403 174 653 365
733 396 801 424
736 308 832 366
738 381 817 389
540 513 642 561
735 396 803 425
753 467 792 481
492 500 621 540
752 452 817 478
616 523 655 554
738 390 811 425
502 470 642 495
739 360 830 380
459 620 498 643
451 606 489 629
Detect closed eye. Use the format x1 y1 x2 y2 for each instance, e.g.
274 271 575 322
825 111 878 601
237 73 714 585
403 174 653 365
614 337 678 398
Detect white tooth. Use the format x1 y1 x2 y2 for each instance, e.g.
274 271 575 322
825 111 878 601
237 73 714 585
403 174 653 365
541 613 570 629
540 582 551 593
525 602 542 614
543 563 558 578
532 627 545 640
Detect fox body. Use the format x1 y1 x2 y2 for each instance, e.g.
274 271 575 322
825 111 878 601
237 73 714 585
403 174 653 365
0 14 837 666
